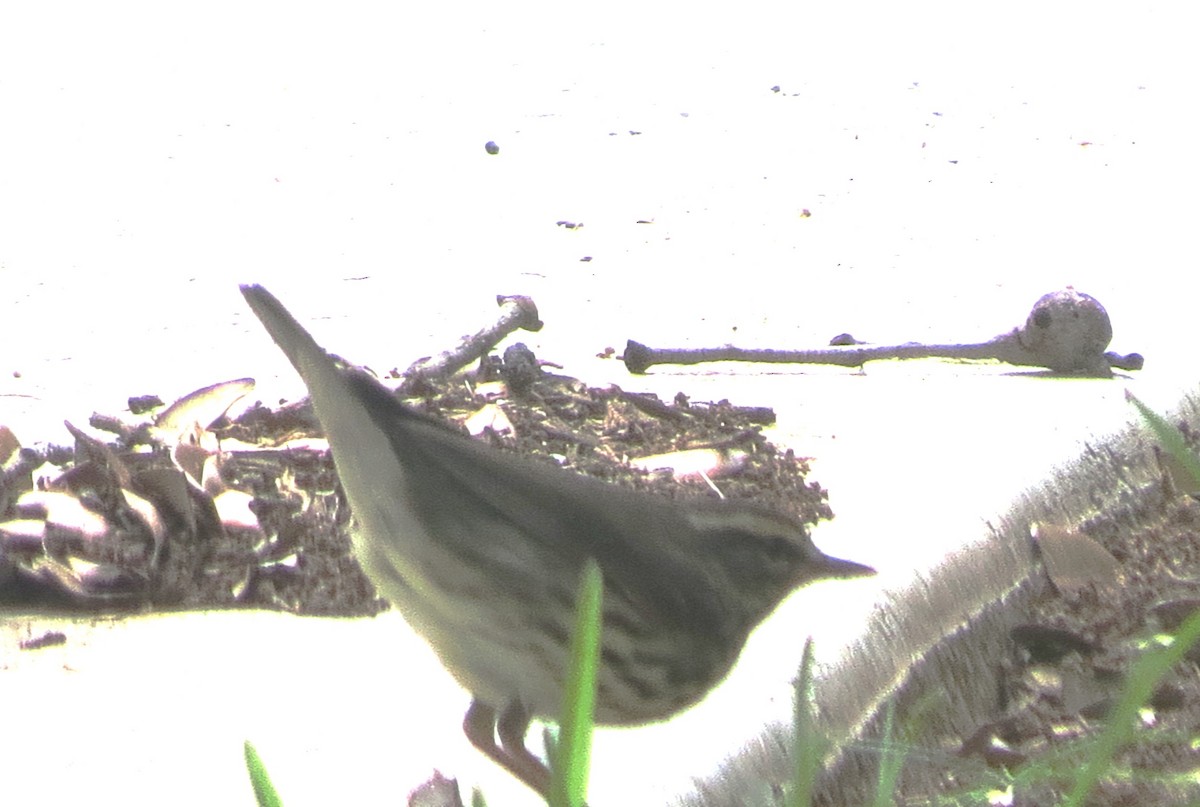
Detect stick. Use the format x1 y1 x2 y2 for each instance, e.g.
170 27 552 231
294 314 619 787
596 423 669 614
402 295 543 387
624 288 1143 377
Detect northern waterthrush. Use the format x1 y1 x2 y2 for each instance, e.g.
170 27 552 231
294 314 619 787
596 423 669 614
240 284 874 794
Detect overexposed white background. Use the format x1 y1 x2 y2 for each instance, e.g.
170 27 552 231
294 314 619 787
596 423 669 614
1 2 1197 804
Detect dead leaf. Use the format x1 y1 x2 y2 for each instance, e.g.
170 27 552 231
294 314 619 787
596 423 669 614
1032 523 1122 596
153 378 255 442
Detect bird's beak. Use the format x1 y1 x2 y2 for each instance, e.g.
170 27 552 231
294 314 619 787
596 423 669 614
812 553 876 580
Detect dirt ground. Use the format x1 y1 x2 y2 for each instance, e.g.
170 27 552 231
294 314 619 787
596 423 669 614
882 443 1200 807
2 349 1198 806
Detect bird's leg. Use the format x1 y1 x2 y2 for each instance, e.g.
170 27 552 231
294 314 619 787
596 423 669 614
463 698 551 796
497 700 552 794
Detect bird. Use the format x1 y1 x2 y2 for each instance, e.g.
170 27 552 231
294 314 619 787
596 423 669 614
239 284 875 795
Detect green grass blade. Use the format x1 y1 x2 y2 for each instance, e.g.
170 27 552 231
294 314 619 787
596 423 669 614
550 558 603 807
1064 606 1200 806
1126 390 1200 486
870 702 905 807
243 740 284 807
789 637 824 807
